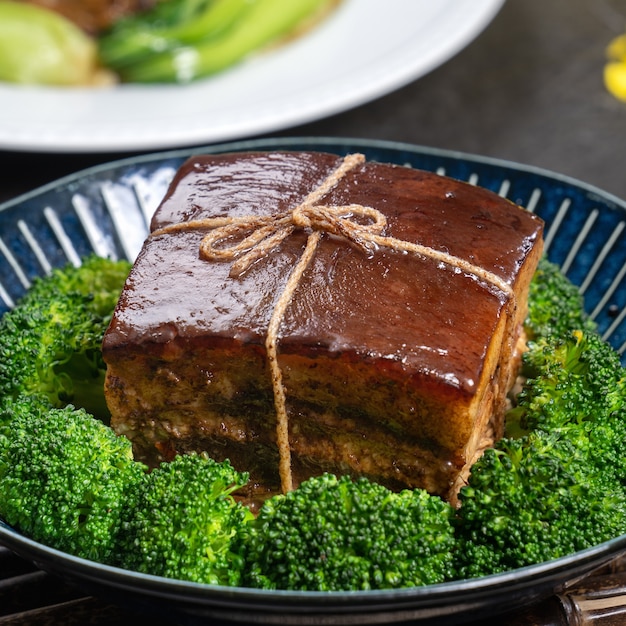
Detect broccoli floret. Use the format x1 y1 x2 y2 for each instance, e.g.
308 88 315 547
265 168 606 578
519 330 624 425
0 255 130 420
525 256 596 341
241 474 455 591
117 453 253 586
0 256 254 584
0 400 147 563
509 330 626 482
454 431 626 579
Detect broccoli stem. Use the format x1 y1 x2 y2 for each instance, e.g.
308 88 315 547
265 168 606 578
113 0 333 83
61 367 110 424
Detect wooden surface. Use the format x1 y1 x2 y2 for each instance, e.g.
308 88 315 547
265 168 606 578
1 0 626 623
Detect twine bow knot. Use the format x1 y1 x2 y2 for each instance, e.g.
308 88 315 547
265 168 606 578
158 153 385 278
197 201 387 279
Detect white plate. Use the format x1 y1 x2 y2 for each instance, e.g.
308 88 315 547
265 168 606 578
0 0 505 153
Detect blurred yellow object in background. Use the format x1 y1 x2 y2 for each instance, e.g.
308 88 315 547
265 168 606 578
604 33 626 102
606 33 626 61
605 62 626 101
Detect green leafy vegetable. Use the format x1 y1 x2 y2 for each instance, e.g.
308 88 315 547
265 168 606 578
0 1 104 85
99 0 337 83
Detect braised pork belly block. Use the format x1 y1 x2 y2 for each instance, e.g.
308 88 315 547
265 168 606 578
102 151 544 505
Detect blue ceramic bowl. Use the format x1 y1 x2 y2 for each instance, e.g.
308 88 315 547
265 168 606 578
0 138 624 625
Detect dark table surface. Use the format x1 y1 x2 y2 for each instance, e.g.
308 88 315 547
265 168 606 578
1 0 626 624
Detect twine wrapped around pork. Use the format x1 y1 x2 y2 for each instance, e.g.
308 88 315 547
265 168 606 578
152 153 514 493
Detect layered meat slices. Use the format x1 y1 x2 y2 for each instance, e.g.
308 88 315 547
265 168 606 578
102 151 543 506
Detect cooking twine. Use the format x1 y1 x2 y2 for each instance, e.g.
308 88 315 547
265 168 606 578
152 153 513 493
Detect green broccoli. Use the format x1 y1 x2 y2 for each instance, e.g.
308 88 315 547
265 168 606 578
0 401 147 564
240 473 455 591
454 431 626 579
116 452 253 586
0 254 130 420
0 255 253 585
510 330 626 484
455 280 626 579
525 256 596 341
